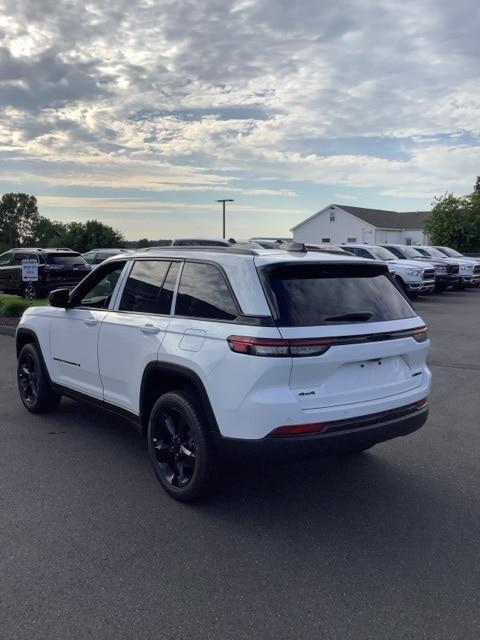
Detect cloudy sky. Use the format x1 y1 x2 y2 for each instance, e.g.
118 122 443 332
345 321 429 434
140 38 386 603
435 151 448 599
0 0 479 239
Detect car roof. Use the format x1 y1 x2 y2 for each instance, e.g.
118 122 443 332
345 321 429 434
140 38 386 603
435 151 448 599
107 245 371 264
10 247 80 253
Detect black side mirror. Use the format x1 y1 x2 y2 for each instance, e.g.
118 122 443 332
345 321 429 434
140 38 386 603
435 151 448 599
49 288 71 308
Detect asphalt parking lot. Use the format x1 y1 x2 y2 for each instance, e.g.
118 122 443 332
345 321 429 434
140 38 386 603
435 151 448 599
1 289 480 640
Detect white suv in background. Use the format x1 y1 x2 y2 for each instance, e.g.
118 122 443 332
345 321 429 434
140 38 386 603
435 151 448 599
343 244 435 297
16 246 431 501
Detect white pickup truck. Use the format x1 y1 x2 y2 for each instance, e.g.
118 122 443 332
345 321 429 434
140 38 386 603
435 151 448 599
344 245 435 297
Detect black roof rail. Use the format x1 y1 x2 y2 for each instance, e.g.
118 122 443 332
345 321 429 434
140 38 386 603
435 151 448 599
138 245 260 256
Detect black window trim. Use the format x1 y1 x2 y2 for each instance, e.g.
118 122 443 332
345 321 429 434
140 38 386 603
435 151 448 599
111 257 181 318
110 257 273 326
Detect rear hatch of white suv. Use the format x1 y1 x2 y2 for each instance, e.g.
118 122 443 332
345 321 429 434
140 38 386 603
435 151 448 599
257 259 428 411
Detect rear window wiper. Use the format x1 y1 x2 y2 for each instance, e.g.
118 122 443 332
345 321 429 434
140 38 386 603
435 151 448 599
323 312 374 322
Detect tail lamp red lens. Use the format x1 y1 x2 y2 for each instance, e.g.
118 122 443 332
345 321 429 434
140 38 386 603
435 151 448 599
227 336 332 357
412 327 428 342
415 397 428 408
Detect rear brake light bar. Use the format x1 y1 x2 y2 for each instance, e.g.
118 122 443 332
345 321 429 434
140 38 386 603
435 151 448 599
227 336 332 357
227 326 428 357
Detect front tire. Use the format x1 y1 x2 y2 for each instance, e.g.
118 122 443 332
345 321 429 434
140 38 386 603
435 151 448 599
17 344 61 413
147 391 216 502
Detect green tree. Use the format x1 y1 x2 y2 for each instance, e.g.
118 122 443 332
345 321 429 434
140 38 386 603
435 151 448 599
426 190 480 252
137 238 150 248
60 219 125 253
0 193 40 248
26 216 67 247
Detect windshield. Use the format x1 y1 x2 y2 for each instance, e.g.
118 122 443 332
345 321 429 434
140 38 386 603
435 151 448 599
369 246 397 261
418 247 444 258
440 247 462 257
399 246 425 259
263 263 415 326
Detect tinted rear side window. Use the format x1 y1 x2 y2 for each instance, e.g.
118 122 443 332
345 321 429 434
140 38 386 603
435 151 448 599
119 260 172 314
175 262 238 320
263 263 415 327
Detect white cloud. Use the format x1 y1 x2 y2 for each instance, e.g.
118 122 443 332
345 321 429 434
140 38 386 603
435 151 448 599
0 0 479 235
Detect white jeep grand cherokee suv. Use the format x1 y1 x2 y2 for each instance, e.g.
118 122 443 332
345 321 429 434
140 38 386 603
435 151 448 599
16 246 431 501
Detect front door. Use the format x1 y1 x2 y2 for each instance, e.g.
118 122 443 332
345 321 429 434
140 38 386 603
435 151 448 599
49 261 127 399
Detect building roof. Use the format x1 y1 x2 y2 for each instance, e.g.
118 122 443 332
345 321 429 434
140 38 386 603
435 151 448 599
291 204 431 231
337 205 430 230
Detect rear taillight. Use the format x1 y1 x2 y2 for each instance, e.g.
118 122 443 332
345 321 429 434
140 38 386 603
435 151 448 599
415 397 428 408
227 336 332 357
411 327 428 343
269 422 327 437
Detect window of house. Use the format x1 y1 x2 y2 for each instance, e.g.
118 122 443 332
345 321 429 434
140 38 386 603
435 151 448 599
119 260 176 314
329 210 335 222
405 238 412 246
321 238 331 243
175 262 238 321
347 237 357 243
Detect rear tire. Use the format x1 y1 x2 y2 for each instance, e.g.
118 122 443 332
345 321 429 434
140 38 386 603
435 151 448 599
147 391 216 502
17 343 61 413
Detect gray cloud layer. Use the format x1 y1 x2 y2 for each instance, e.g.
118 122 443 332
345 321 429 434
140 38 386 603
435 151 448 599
0 0 479 205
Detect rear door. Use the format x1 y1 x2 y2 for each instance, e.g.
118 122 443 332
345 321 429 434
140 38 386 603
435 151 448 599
261 261 426 410
98 259 179 413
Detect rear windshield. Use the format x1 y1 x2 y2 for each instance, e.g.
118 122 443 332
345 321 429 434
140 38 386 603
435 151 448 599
45 253 88 265
263 263 416 326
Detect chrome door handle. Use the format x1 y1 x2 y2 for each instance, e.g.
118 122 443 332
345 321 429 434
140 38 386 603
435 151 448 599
84 318 98 326
141 324 160 335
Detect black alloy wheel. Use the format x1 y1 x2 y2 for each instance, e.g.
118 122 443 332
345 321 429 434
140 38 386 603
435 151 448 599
147 391 215 502
152 408 197 488
17 344 61 413
18 350 39 408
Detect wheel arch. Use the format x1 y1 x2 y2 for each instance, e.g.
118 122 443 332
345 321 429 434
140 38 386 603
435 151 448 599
16 328 54 385
139 362 220 437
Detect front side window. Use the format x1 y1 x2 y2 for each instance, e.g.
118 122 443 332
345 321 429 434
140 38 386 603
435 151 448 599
119 260 176 314
76 262 126 309
263 263 416 327
0 251 12 266
175 262 238 321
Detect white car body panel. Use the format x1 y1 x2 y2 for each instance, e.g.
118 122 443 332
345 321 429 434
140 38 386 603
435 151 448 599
17 249 431 441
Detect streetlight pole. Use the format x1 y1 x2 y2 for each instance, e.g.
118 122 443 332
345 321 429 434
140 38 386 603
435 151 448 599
216 199 234 239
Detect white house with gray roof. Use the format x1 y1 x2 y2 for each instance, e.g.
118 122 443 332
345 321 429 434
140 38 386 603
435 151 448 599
291 204 431 246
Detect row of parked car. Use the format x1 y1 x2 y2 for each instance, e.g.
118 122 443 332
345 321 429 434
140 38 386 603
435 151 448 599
0 240 478 301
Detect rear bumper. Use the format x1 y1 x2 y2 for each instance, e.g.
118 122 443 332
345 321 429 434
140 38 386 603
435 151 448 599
216 403 429 460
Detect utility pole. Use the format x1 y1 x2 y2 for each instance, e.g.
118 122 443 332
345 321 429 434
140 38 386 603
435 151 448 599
216 199 234 239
